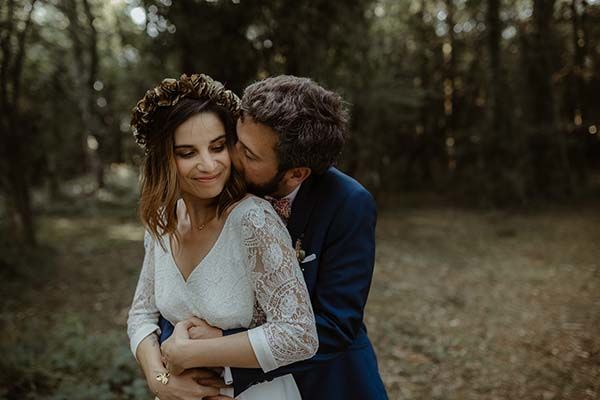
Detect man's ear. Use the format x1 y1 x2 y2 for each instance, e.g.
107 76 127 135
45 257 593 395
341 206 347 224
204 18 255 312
283 167 312 187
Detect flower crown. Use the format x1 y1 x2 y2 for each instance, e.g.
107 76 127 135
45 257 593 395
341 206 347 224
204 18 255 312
131 73 241 150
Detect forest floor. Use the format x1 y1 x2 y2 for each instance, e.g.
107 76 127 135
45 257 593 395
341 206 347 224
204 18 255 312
369 201 600 400
1 178 599 399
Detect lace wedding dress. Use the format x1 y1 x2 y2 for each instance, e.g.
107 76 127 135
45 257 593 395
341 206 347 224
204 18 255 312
127 196 318 399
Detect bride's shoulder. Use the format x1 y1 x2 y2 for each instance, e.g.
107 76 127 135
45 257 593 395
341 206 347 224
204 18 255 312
225 194 268 213
225 195 275 224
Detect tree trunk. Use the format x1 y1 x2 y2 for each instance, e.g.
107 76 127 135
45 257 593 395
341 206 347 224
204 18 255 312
443 0 457 175
571 0 587 127
64 0 104 191
529 0 573 195
531 0 556 125
412 0 435 185
486 0 506 132
0 0 38 246
82 0 105 187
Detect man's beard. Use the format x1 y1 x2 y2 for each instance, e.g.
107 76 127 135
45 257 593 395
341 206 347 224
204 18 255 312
245 170 286 197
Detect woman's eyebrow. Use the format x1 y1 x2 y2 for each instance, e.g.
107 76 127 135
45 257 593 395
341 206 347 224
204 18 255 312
174 134 226 149
209 134 227 143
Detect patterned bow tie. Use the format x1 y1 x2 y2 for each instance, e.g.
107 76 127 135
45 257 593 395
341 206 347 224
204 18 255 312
265 196 292 223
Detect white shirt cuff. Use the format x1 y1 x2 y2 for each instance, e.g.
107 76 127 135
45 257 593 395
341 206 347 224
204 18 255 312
223 367 233 384
220 368 234 397
247 326 278 372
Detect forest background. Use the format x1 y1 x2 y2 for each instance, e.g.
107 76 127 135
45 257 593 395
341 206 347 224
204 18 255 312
1 0 599 399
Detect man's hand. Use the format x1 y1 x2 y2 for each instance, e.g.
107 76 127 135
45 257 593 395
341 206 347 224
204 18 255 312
194 368 233 400
192 368 229 389
161 320 194 375
161 318 223 375
186 316 223 340
148 368 222 400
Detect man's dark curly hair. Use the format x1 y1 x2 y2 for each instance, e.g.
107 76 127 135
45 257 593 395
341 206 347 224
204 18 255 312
241 75 349 174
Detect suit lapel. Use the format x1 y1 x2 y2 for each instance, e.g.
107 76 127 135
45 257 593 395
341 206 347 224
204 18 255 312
287 173 320 245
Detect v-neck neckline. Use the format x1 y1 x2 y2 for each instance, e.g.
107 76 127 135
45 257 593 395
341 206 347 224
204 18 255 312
167 197 247 284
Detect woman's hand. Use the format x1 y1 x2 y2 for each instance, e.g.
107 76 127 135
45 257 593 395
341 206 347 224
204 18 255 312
161 320 195 375
148 368 222 400
186 317 223 340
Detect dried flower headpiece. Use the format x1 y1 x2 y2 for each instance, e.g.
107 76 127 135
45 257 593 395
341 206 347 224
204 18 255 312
131 73 241 150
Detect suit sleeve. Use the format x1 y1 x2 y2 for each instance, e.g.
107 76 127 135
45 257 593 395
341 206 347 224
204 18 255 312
225 188 377 395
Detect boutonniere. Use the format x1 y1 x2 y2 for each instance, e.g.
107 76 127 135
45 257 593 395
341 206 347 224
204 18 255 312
294 238 306 263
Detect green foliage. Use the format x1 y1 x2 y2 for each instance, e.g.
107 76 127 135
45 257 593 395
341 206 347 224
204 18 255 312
0 221 55 283
0 315 149 400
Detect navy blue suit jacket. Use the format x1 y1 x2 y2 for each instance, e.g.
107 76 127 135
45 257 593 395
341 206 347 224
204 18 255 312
159 167 388 400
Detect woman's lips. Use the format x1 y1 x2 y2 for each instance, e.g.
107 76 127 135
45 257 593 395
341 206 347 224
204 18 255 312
193 171 221 183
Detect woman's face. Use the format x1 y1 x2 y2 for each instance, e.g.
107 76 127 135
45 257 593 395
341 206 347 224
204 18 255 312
173 111 231 200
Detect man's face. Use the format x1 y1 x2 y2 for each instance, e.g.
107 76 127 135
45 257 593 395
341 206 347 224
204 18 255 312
234 115 285 197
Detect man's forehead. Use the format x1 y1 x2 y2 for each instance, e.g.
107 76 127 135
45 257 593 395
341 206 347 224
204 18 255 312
237 118 278 149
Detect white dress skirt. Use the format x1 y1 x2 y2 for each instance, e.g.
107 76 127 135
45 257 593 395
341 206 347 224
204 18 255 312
127 196 318 399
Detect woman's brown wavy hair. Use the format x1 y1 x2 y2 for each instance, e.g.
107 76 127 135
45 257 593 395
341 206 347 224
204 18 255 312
138 98 246 245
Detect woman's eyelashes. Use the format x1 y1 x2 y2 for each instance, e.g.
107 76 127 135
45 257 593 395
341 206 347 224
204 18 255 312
176 150 195 159
211 143 226 153
175 142 226 158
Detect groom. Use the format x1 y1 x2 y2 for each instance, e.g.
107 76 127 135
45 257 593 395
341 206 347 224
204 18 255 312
160 75 388 400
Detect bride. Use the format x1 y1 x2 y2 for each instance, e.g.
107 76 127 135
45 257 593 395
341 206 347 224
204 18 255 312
127 74 318 400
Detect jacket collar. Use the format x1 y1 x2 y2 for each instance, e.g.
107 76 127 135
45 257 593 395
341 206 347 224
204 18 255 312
287 172 320 244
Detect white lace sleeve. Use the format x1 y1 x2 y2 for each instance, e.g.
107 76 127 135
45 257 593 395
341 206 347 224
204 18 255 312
241 200 319 372
127 231 160 358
